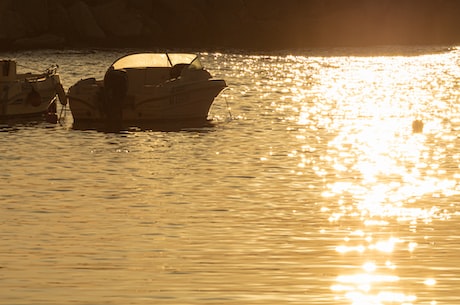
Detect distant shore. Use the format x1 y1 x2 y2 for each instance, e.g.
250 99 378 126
1 0 460 51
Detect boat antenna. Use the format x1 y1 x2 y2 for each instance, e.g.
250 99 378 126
166 53 173 66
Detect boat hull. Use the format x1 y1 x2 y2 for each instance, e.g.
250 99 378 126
68 79 227 125
0 74 61 120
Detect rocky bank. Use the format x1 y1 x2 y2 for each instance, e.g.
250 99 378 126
1 0 460 51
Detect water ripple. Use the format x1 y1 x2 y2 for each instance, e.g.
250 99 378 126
1 46 460 304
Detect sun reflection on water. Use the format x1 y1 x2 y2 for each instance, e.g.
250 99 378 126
288 50 460 305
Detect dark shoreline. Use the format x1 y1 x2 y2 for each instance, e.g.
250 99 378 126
1 0 460 52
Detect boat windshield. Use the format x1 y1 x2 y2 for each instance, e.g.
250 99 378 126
111 53 202 70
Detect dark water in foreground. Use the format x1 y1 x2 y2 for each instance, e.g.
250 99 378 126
1 46 460 304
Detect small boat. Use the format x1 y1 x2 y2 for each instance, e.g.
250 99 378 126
67 53 227 129
0 60 66 122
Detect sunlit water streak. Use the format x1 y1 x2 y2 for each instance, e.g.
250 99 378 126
1 46 460 304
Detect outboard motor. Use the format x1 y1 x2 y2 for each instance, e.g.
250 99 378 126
103 67 128 129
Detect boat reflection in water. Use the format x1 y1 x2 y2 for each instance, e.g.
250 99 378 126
67 53 227 131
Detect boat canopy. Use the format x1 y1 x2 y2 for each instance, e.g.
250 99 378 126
111 53 203 70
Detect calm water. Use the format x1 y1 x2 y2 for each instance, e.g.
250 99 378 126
1 46 460 304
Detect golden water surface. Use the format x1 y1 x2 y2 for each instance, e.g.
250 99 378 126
1 47 460 304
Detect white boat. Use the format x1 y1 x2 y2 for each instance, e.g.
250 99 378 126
67 53 227 129
0 60 66 122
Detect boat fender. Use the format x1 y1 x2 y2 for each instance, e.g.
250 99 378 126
55 83 67 106
26 89 41 107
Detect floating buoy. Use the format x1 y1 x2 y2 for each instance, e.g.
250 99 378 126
412 119 424 133
26 89 41 107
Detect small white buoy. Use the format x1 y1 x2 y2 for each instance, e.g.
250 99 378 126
412 119 424 133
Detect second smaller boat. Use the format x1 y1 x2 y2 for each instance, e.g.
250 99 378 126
0 60 66 123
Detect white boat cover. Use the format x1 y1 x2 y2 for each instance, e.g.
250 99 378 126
111 53 202 70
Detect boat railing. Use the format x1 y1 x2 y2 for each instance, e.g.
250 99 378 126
44 65 59 76
16 64 59 82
